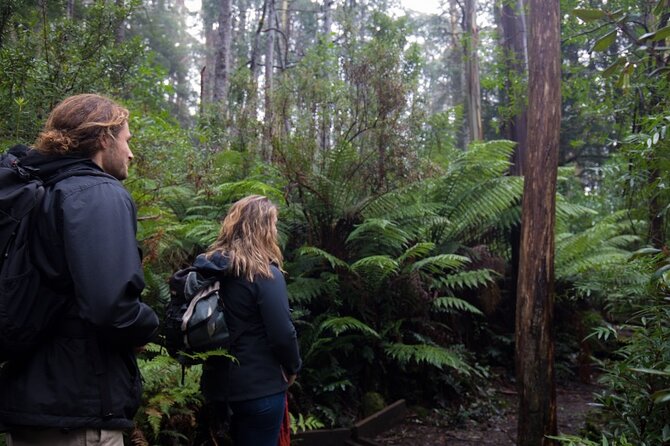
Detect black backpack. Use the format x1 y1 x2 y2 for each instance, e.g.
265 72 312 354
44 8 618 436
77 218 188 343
164 267 236 365
0 145 108 362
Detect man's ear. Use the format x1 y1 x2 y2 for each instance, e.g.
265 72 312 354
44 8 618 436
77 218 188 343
99 135 111 151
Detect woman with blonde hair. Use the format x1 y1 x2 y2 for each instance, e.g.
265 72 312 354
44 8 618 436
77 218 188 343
192 195 301 446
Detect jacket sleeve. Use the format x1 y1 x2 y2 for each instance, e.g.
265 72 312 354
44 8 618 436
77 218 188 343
256 266 302 375
61 180 159 347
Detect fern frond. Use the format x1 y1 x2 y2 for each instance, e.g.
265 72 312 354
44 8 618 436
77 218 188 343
287 276 339 304
297 246 350 270
384 342 471 373
436 269 496 290
320 316 380 338
410 254 470 274
397 242 436 264
213 180 285 204
346 218 411 256
432 297 483 315
351 255 399 276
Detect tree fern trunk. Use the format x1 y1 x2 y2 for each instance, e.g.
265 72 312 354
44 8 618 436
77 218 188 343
515 0 560 444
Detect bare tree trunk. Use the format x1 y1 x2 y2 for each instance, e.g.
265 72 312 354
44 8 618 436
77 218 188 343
263 0 276 162
201 14 218 107
500 0 528 304
515 0 560 444
500 0 527 175
213 0 232 116
448 0 465 148
66 0 75 19
464 0 482 143
320 0 334 153
115 0 125 43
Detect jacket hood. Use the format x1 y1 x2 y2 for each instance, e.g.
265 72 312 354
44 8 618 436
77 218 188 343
16 145 104 182
193 251 231 275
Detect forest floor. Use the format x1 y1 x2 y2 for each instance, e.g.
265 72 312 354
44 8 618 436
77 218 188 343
374 381 599 445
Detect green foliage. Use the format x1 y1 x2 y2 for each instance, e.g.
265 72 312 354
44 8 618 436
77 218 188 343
290 412 325 434
135 344 204 444
549 433 635 446
0 0 170 145
384 342 472 373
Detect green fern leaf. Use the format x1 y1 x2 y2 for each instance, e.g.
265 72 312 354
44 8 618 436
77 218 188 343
321 316 380 338
297 246 350 270
384 342 471 373
432 296 483 315
410 254 470 274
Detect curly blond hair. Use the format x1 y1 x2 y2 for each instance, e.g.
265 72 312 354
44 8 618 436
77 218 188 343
35 94 128 157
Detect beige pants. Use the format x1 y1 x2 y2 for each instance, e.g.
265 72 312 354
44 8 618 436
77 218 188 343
6 428 123 446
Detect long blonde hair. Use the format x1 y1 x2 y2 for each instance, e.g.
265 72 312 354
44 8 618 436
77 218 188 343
206 195 283 281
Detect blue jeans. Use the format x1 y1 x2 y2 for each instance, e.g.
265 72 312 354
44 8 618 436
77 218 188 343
229 392 286 446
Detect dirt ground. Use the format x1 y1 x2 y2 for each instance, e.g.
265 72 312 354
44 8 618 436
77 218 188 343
375 382 598 445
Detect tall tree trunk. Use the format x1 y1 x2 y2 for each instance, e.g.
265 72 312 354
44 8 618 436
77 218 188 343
263 0 276 162
115 0 125 43
201 8 218 107
500 0 528 305
515 0 560 444
213 0 232 116
320 0 334 153
448 0 465 149
464 0 482 143
66 0 75 19
500 0 527 175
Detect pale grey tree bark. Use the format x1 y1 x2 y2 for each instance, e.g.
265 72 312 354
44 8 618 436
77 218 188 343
213 0 232 115
464 0 482 143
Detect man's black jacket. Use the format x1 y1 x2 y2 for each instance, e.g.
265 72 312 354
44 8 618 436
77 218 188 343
0 149 159 430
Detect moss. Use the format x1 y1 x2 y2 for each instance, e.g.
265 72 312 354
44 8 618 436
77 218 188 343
361 391 386 418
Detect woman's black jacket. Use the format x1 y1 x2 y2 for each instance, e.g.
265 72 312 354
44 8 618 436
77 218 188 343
195 252 302 403
0 151 159 430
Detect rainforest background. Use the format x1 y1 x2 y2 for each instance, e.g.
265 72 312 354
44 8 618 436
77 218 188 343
1 0 670 444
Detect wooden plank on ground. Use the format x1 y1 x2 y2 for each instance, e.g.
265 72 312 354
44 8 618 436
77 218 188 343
293 427 351 446
352 399 407 439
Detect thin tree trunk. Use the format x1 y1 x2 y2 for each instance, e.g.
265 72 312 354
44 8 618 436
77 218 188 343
201 15 218 107
213 0 232 115
515 0 560 444
448 0 465 148
500 0 528 303
320 0 334 153
115 0 125 43
464 0 482 143
263 0 276 162
66 0 75 19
